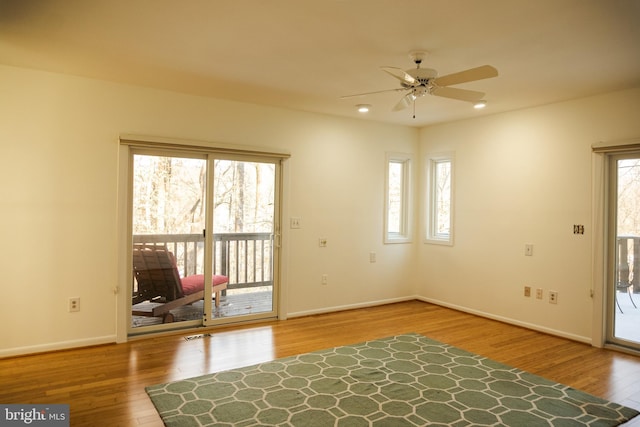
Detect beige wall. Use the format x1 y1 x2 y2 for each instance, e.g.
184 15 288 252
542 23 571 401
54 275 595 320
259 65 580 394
417 88 640 342
1 62 639 357
0 65 418 356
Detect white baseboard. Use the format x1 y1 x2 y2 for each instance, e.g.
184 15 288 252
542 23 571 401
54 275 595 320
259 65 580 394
0 335 117 358
2 298 591 358
287 296 415 319
416 296 592 345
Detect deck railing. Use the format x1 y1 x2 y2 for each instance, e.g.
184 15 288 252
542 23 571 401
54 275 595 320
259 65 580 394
133 232 273 290
618 235 640 293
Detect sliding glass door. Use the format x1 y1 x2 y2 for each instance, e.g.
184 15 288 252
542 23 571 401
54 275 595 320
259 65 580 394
131 153 207 329
607 153 640 350
206 158 278 325
128 149 279 334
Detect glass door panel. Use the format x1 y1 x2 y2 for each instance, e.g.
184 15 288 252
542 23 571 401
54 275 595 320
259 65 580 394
207 159 277 323
130 153 207 330
610 155 640 349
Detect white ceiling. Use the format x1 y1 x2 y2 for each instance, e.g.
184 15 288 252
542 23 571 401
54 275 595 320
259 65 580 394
0 0 639 127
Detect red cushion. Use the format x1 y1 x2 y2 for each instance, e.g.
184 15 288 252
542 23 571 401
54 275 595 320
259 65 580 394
180 274 229 295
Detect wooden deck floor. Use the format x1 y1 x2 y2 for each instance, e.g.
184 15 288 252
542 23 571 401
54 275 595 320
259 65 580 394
3 300 640 426
616 291 640 344
132 288 273 327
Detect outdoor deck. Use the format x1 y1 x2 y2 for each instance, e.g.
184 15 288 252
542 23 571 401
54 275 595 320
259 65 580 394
616 290 640 344
131 232 274 328
132 287 273 327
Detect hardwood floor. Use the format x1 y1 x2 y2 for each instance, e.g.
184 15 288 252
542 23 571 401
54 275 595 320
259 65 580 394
3 300 640 426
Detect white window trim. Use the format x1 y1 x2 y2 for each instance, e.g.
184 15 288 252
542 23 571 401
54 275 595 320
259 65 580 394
425 152 455 246
384 152 414 244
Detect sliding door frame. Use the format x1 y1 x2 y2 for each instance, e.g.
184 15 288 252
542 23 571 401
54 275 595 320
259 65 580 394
591 138 640 353
116 135 289 342
605 152 640 351
203 152 283 327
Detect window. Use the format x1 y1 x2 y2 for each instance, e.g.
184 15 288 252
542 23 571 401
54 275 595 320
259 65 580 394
426 152 454 245
385 153 413 243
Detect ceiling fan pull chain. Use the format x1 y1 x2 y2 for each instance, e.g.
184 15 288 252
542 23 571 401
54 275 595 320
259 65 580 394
413 98 416 119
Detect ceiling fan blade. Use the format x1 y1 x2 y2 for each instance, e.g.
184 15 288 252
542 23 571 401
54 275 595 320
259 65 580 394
392 93 414 111
340 88 405 99
434 65 498 87
432 86 485 102
381 67 417 86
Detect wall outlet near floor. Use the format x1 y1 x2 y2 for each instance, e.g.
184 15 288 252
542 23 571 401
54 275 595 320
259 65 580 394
524 286 531 297
536 288 543 299
321 274 328 285
549 291 558 304
69 297 80 312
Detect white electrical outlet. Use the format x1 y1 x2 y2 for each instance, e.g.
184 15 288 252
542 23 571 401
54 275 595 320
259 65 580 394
69 297 80 312
369 252 376 263
536 288 543 299
549 291 558 304
321 274 328 285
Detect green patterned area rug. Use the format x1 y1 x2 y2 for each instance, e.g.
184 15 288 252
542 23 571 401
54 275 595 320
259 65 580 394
146 333 639 426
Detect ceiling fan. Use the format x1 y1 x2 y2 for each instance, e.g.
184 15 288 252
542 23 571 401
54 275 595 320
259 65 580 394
342 51 498 115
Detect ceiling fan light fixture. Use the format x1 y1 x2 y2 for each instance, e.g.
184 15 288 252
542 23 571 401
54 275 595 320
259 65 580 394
356 104 371 113
342 53 498 117
473 100 487 109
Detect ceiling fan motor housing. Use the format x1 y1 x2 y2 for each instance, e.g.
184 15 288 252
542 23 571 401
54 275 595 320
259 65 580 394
401 67 438 93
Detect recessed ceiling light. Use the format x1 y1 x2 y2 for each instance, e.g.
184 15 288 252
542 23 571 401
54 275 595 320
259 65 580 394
473 100 487 109
356 104 371 113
